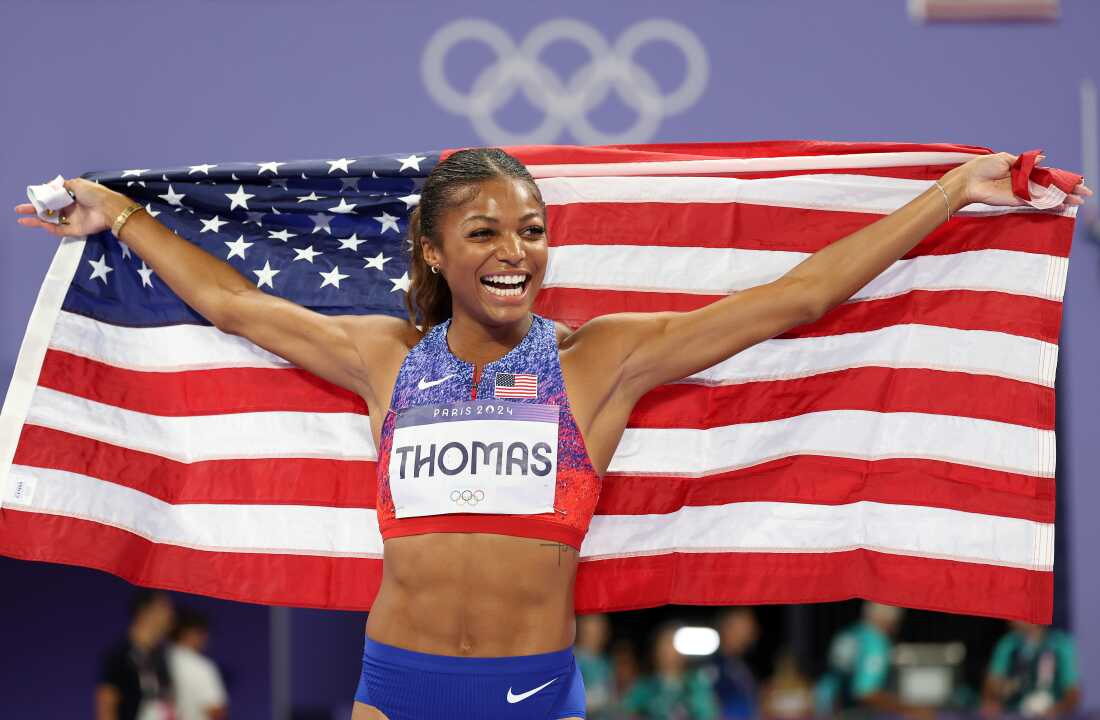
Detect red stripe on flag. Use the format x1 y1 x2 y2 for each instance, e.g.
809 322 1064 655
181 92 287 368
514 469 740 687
547 203 1073 257
34 354 1053 431
37 349 367 417
0 510 1049 622
538 288 1064 344
574 549 1052 623
12 426 1051 521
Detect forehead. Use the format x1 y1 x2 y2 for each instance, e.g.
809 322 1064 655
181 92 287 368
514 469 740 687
451 176 543 219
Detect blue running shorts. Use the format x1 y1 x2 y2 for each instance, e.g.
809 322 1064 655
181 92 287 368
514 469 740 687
354 635 587 719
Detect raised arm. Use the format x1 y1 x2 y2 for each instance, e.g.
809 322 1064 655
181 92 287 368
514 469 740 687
567 153 1092 405
15 180 412 406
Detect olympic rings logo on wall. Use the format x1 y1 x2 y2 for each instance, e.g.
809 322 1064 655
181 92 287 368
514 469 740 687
451 489 487 506
421 18 709 145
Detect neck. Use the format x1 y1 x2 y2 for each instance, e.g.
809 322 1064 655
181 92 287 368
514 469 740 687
445 311 532 367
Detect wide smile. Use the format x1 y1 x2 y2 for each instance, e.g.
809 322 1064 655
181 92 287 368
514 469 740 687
479 272 531 303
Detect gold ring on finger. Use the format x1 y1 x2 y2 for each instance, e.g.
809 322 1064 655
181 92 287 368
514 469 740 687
59 215 70 225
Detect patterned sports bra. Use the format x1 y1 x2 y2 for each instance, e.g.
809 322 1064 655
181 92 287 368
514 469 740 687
374 314 601 550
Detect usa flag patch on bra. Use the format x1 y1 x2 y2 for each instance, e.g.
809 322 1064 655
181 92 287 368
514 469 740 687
494 372 537 399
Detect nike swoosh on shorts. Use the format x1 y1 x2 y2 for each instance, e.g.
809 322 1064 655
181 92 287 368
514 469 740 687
506 677 557 703
417 374 454 391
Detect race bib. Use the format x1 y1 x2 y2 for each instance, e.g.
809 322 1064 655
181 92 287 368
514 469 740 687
389 399 559 518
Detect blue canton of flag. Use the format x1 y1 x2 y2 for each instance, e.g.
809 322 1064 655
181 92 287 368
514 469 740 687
66 152 439 326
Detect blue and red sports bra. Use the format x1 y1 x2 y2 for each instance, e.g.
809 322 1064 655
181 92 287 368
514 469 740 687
374 314 602 550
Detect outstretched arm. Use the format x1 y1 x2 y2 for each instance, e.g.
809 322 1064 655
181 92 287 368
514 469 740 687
566 153 1091 404
15 181 413 405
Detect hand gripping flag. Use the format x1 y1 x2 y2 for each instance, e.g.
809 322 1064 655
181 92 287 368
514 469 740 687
0 142 1079 622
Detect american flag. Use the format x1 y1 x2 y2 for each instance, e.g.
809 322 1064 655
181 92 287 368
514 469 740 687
494 372 538 399
0 141 1075 623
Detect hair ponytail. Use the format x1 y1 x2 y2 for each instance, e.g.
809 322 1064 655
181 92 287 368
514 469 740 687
402 147 544 333
403 204 452 330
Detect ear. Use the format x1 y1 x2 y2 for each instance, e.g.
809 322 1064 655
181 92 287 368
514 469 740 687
420 236 442 270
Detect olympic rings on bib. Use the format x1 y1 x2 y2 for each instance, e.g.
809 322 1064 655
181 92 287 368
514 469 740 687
450 489 487 507
421 18 709 145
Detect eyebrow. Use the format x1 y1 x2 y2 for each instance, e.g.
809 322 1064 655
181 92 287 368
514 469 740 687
462 212 544 226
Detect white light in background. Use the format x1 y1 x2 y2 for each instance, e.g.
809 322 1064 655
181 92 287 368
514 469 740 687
673 626 720 656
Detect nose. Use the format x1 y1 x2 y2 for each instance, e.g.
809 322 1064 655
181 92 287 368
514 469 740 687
495 232 525 265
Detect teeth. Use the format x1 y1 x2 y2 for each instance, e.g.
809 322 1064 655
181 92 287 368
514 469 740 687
484 283 523 297
482 273 526 285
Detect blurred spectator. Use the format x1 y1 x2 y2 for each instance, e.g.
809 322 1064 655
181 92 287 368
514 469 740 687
621 621 719 719
814 602 930 720
700 607 759 719
168 608 228 720
96 590 176 720
611 638 642 703
980 621 1080 718
759 648 813 720
576 613 615 719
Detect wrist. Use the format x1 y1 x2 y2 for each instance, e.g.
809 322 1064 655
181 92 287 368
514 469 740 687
939 167 971 212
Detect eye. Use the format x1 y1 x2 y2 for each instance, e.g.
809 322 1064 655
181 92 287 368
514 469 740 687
524 225 546 237
468 228 494 239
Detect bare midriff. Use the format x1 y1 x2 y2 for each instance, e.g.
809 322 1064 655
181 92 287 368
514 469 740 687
364 531 578 656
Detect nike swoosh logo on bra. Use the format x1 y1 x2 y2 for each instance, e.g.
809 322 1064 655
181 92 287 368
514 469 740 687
506 677 557 704
417 374 455 391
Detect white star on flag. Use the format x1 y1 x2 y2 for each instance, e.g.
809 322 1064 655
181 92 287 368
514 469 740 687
338 234 367 252
326 158 355 174
137 261 154 288
88 255 113 283
267 229 296 243
364 251 391 271
200 215 230 234
319 266 350 289
329 199 357 214
374 211 400 234
224 235 253 260
297 192 323 203
397 154 426 172
226 185 256 211
389 271 411 293
257 161 286 175
119 241 132 260
309 213 334 234
143 203 160 218
188 164 217 175
121 169 149 177
252 260 280 288
293 246 323 263
158 185 186 206
398 193 420 209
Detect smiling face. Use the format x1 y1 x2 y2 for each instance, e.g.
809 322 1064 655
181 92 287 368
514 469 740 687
420 175 548 329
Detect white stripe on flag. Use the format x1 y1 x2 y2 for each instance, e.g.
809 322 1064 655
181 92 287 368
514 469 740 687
25 386 1052 477
545 246 1068 301
580 500 1054 571
4 464 1052 570
26 386 376 461
537 173 1077 218
49 311 1058 390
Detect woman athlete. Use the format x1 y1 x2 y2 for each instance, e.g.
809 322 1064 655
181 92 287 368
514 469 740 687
15 148 1092 719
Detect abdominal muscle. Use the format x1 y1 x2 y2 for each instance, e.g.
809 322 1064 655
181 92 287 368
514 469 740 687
364 531 578 656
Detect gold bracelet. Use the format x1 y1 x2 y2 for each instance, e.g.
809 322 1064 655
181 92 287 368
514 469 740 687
933 180 951 223
111 202 145 238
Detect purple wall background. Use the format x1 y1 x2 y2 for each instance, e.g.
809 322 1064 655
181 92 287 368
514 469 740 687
2 1 1098 717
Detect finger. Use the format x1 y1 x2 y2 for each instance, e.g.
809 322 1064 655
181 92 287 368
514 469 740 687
14 203 37 214
1073 182 1092 196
